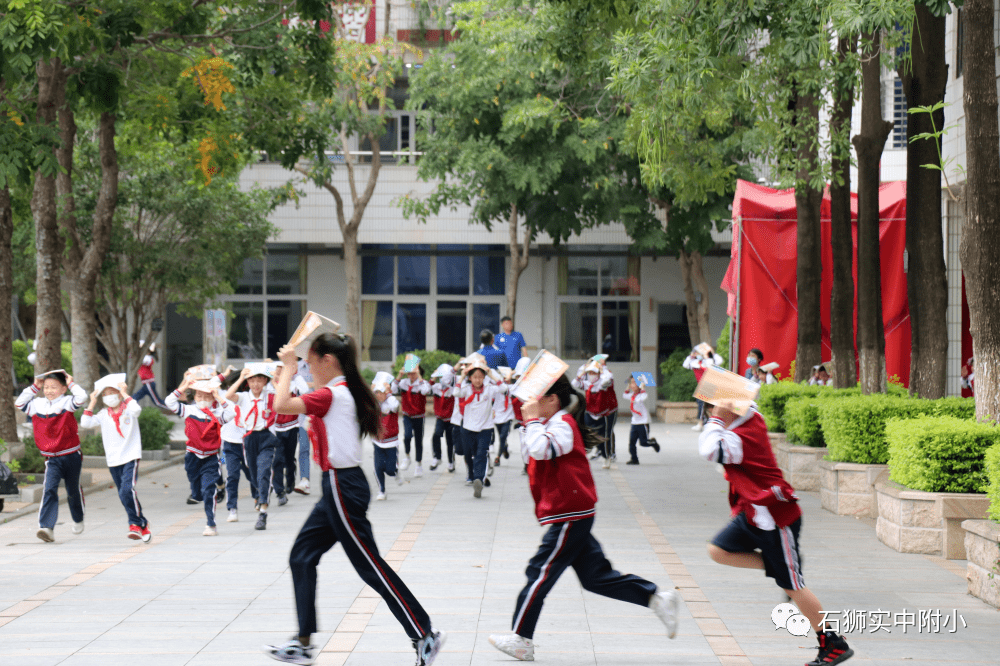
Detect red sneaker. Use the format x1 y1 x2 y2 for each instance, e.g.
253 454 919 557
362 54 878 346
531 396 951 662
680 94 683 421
140 524 152 543
128 525 142 540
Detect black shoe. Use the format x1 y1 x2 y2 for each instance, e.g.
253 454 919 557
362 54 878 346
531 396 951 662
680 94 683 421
277 494 288 507
649 438 661 453
186 496 198 505
806 631 854 666
626 459 640 465
503 450 509 459
484 477 491 487
494 456 501 466
215 487 225 502
255 513 267 531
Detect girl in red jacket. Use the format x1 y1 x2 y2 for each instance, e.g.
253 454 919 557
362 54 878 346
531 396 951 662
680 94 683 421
489 375 679 662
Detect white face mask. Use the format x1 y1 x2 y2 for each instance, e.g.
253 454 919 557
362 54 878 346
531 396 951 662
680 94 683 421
195 400 212 410
102 395 121 409
746 356 759 367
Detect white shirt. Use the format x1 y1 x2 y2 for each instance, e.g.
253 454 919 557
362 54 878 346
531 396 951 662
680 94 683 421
312 376 363 469
80 398 142 467
221 419 245 444
234 389 272 432
492 387 515 424
458 381 507 432
623 390 650 425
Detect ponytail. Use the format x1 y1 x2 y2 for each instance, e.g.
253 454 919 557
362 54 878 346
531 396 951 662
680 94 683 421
545 374 605 451
310 333 380 440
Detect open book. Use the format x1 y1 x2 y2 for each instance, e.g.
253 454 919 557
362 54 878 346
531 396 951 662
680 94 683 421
289 311 341 358
693 365 761 416
403 354 421 373
510 350 570 403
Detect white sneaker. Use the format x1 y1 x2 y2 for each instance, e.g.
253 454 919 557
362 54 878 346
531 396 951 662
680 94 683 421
489 633 534 661
473 479 483 498
263 637 317 665
429 457 440 471
413 464 423 478
294 478 310 495
447 462 455 472
691 422 703 432
395 473 406 486
227 509 239 523
602 458 611 469
376 492 386 501
203 525 218 536
71 521 85 535
399 454 410 471
37 527 55 543
650 590 680 639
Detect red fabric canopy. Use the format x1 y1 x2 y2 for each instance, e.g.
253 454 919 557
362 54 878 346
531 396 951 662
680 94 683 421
721 179 910 386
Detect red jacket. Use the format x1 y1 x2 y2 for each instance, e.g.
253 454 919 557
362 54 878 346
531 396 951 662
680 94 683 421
379 410 400 441
138 354 155 381
526 413 598 525
433 393 454 420
511 396 524 426
16 383 87 457
400 383 429 417
600 379 619 416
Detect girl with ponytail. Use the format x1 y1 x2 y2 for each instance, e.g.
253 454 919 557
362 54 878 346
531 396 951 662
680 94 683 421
487 373 680 662
268 333 445 666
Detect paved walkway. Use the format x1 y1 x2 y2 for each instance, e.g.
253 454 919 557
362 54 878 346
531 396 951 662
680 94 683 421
0 422 995 665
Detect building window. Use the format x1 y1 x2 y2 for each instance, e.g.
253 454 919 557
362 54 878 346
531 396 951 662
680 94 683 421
224 253 308 360
360 244 506 361
557 251 640 362
891 77 908 149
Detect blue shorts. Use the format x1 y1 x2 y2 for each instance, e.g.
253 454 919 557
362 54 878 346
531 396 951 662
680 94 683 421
711 512 805 591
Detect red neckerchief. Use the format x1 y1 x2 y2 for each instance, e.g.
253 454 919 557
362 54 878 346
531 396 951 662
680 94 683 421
630 390 643 417
459 385 484 412
310 381 346 472
201 405 220 428
245 392 266 430
108 400 128 438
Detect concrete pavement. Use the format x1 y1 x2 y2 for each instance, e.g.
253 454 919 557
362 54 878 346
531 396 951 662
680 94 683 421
0 421 996 665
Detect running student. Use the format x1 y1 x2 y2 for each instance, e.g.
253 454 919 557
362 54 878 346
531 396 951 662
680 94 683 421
16 370 88 543
429 364 455 472
81 374 151 542
489 374 679 662
683 345 723 431
131 341 166 408
623 374 659 465
226 364 281 531
371 371 406 500
396 363 430 477
699 401 854 666
457 357 507 498
266 333 445 666
492 367 515 466
166 375 235 536
572 361 613 468
272 361 309 501
448 358 468 475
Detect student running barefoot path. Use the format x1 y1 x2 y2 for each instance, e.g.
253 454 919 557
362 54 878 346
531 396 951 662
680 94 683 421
699 402 854 666
489 375 680 662
266 334 445 666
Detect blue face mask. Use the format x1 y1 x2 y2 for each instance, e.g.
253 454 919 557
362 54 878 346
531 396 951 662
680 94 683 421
746 356 759 366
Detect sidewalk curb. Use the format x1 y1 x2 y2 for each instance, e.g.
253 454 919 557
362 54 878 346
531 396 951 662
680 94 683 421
0 451 186 526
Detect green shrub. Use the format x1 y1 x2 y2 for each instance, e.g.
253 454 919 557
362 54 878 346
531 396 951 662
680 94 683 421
361 368 376 385
7 459 20 473
756 383 823 432
17 438 47 473
658 348 693 401
821 395 975 464
784 396 830 447
986 443 1000 522
80 434 105 456
715 318 730 369
391 350 462 376
138 407 172 450
887 416 998 493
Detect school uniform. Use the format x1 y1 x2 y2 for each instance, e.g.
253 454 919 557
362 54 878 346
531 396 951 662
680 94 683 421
221 418 257 512
233 389 280 506
81 397 148 530
511 410 657 640
698 407 805 591
16 382 89 531
272 375 310 495
623 389 655 462
296 360 314 485
373 396 401 493
398 377 431 463
600 374 619 458
131 354 166 408
458 380 506 482
572 369 613 458
492 387 515 460
289 376 436 643
448 380 465 459
431 380 455 467
683 353 722 422
165 390 235 527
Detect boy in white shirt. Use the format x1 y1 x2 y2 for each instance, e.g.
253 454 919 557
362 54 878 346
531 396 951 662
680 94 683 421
81 374 151 542
623 373 660 465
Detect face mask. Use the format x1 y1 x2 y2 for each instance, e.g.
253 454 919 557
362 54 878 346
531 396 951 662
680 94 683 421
746 356 759 366
102 395 121 409
195 400 212 410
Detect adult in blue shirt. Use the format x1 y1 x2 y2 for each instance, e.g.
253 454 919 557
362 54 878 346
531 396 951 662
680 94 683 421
495 316 527 368
478 330 507 370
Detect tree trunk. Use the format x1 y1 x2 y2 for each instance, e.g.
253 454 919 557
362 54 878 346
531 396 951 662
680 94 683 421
506 203 530 321
678 249 702 345
31 58 67 372
830 34 857 388
960 0 1000 422
691 251 711 344
0 185 17 442
853 31 893 395
66 112 118 389
794 92 823 382
899 4 949 398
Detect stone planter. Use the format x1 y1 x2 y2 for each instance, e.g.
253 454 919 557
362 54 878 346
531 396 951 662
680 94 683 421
16 471 93 504
656 401 699 423
771 438 826 492
875 473 990 559
962 519 1000 608
1 442 25 463
82 455 106 469
141 448 170 461
819 459 887 518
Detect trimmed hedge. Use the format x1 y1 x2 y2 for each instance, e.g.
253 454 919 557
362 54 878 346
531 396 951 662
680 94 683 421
821 395 976 464
391 349 462 377
887 416 997 493
138 407 172 451
757 383 824 432
658 348 694 401
785 397 830 447
986 443 1000 522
